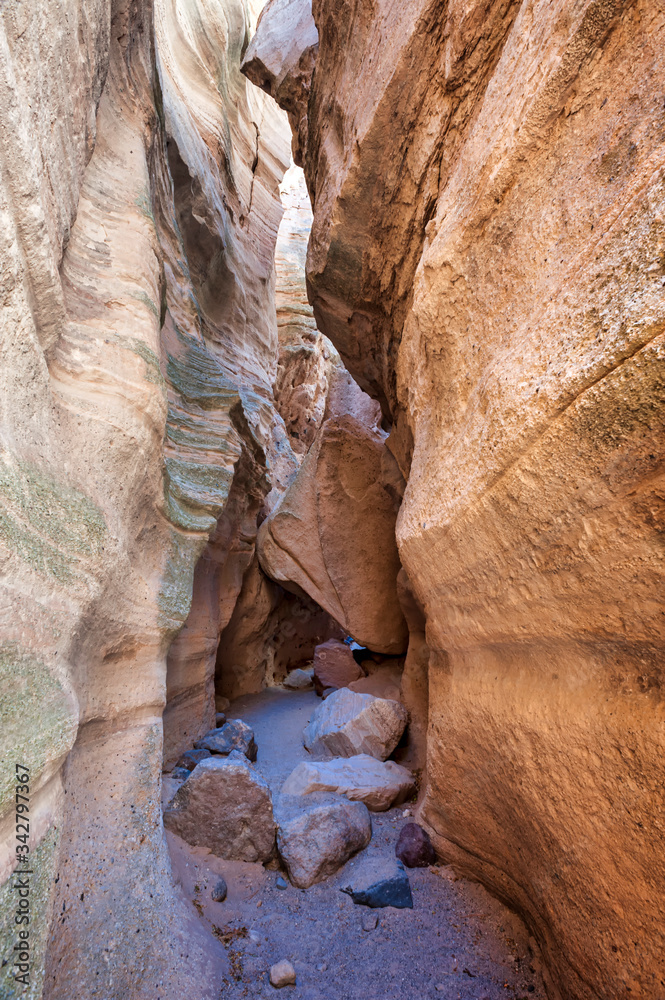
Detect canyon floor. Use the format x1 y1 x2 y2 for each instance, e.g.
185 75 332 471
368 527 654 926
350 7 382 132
164 689 548 1000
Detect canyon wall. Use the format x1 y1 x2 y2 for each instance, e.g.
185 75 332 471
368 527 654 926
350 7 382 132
0 0 293 996
245 1 665 998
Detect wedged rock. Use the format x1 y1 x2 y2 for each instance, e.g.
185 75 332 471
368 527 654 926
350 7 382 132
163 752 275 862
303 688 407 761
281 755 415 811
312 639 363 695
194 719 257 761
348 661 403 703
215 696 231 714
395 822 436 868
275 792 371 888
241 0 318 166
283 667 313 689
176 748 212 771
215 712 227 726
340 859 413 909
170 766 191 782
322 687 337 700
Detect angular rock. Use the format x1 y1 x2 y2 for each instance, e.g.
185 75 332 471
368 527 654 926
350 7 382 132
163 751 275 862
283 667 313 689
194 719 257 761
215 712 227 726
215 697 231 714
270 958 297 988
176 748 212 772
303 688 407 761
241 0 318 166
275 792 371 888
395 822 437 868
281 755 415 811
340 858 413 909
211 878 227 902
170 766 191 782
361 911 379 931
322 687 337 700
312 639 363 695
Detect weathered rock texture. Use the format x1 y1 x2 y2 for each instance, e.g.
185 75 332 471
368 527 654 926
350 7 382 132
282 755 415 811
246 0 665 997
163 752 275 861
0 0 296 996
303 688 408 761
258 365 409 653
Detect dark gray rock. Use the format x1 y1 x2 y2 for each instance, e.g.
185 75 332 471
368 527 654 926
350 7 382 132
194 719 257 761
276 876 288 890
395 822 437 868
176 748 212 772
340 858 413 909
170 767 191 781
216 712 227 727
211 877 227 902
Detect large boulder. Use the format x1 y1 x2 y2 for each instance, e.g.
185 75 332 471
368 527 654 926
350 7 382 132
163 752 275 862
312 639 363 694
257 371 409 656
275 792 371 888
303 688 408 761
282 755 415 811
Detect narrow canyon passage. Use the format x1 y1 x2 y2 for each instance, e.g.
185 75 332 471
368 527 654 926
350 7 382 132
163 688 548 1000
0 0 663 999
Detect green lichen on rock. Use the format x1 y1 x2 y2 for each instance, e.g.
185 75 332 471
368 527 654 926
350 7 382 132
0 827 60 1000
0 460 106 585
166 337 240 412
0 645 77 818
156 528 207 633
164 457 233 533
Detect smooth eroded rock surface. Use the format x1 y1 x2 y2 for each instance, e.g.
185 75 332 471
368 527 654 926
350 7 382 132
250 0 665 994
303 688 408 761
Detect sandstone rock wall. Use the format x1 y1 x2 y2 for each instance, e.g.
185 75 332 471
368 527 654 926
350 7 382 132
0 0 293 995
246 1 665 997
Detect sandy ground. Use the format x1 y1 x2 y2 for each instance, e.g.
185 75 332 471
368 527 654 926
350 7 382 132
164 689 548 1000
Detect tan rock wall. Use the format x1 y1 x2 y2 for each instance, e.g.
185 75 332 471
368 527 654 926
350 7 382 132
247 0 665 996
0 0 292 995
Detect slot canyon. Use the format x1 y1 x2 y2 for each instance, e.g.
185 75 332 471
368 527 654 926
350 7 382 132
0 0 663 998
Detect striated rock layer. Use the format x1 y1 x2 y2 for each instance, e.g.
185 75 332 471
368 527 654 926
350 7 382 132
0 0 293 996
245 1 665 998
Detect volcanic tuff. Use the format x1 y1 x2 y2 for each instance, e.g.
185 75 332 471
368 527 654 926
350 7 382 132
0 0 663 999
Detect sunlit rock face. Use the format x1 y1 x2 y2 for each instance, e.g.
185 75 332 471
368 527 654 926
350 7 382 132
0 0 292 995
246 1 665 998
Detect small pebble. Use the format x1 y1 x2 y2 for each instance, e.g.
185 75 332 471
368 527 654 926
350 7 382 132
435 986 446 993
276 876 288 890
317 962 328 973
270 959 296 988
249 930 261 944
402 809 411 817
211 877 227 903
257 900 263 907
361 911 379 931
